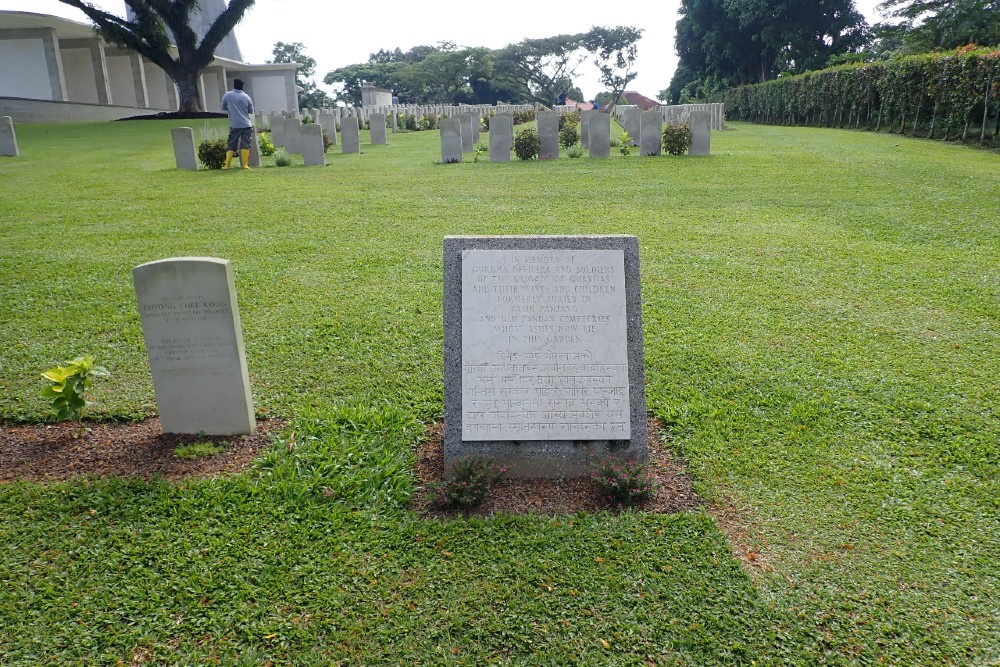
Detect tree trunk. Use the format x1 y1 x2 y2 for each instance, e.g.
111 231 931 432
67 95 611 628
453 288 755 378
174 68 205 113
981 76 993 145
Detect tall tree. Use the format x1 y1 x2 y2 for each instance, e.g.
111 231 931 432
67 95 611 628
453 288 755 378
55 0 256 112
876 0 1000 49
584 25 644 110
269 41 329 109
492 33 588 105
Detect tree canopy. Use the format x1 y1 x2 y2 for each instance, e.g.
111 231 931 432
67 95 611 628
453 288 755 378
666 0 869 103
874 0 1000 51
323 26 643 107
55 0 257 112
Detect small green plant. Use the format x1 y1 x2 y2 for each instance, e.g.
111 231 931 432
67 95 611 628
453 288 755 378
258 131 276 156
618 131 633 156
428 456 506 510
513 128 541 160
662 123 693 155
567 144 584 158
512 109 536 125
559 124 580 148
197 138 228 169
40 356 109 422
300 114 314 125
591 456 656 506
473 143 489 162
174 440 227 460
558 111 581 130
322 128 334 153
274 149 292 167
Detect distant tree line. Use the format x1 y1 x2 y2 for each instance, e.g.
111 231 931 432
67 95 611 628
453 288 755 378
664 0 1000 104
322 26 643 108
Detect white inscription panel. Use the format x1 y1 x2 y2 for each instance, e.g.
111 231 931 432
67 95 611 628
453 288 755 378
462 249 630 440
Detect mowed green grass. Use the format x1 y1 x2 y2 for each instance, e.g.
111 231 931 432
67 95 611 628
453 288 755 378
1 119 998 665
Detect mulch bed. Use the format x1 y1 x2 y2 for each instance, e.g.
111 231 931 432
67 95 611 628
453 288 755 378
0 417 702 519
0 418 284 484
412 418 703 518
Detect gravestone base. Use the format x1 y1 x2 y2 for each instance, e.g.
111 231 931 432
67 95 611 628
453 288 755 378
443 235 647 479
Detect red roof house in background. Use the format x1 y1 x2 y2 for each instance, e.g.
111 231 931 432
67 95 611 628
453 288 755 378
561 91 661 111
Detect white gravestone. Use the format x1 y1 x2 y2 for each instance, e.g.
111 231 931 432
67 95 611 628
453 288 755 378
319 113 338 145
370 113 387 144
689 109 712 156
489 114 513 162
461 249 630 441
1 116 19 157
341 116 360 154
170 127 197 170
589 112 611 159
440 118 463 163
301 123 325 166
133 257 255 435
537 111 560 160
639 110 662 157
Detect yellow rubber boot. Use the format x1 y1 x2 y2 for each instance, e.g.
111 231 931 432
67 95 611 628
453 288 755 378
222 150 234 170
240 149 251 170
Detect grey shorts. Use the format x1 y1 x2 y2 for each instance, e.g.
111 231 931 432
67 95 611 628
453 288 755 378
227 126 254 151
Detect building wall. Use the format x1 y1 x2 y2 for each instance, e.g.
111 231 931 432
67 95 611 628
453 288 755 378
0 38 54 99
61 47 99 103
106 55 138 107
249 74 293 114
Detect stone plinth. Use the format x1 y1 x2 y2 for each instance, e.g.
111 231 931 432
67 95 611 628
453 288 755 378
588 112 611 158
537 111 559 160
443 235 648 478
640 110 662 157
170 127 197 170
133 257 255 435
440 118 463 163
1 116 19 157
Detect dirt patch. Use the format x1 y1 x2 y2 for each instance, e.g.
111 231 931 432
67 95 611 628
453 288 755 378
0 418 284 484
412 417 703 517
1 417 703 520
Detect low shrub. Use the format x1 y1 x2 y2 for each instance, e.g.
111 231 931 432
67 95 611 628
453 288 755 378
402 114 418 131
558 111 581 130
591 457 656 506
258 131 276 156
197 138 228 169
428 456 506 510
274 149 292 167
481 114 493 131
619 131 633 157
559 124 580 148
662 123 692 155
418 113 439 130
512 109 536 125
40 355 109 422
513 128 540 160
322 128 334 153
567 144 584 158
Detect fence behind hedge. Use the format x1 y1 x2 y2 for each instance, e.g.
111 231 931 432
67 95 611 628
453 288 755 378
718 48 1000 145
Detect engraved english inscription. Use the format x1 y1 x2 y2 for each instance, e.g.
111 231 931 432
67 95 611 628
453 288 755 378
462 249 630 440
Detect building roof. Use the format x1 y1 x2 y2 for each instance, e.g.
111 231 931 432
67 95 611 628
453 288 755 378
620 91 662 110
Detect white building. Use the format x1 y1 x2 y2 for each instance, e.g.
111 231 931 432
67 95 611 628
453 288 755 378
0 10 299 123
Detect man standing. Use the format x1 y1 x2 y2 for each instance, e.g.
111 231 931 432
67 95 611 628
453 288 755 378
221 78 254 170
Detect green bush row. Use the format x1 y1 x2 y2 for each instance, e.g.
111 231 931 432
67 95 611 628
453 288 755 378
719 47 1000 145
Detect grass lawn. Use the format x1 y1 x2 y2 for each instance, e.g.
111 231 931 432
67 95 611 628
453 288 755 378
1 119 998 665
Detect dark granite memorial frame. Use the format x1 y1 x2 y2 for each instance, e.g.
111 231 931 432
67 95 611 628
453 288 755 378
443 235 647 478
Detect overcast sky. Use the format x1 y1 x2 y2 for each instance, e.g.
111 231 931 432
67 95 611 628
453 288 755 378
1 0 886 102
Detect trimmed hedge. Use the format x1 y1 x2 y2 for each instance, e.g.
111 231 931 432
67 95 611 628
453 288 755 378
719 47 1000 145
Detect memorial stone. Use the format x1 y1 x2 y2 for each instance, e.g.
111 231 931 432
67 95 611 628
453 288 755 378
588 112 611 158
471 115 481 145
341 116 360 154
318 113 337 145
169 127 197 170
443 235 647 477
133 257 255 435
489 113 513 162
440 118 463 163
639 110 662 157
284 119 302 154
459 114 474 152
581 110 593 148
270 115 285 147
301 123 325 166
370 113 387 144
1 116 19 157
689 109 711 156
621 107 640 146
248 127 261 167
537 111 559 160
